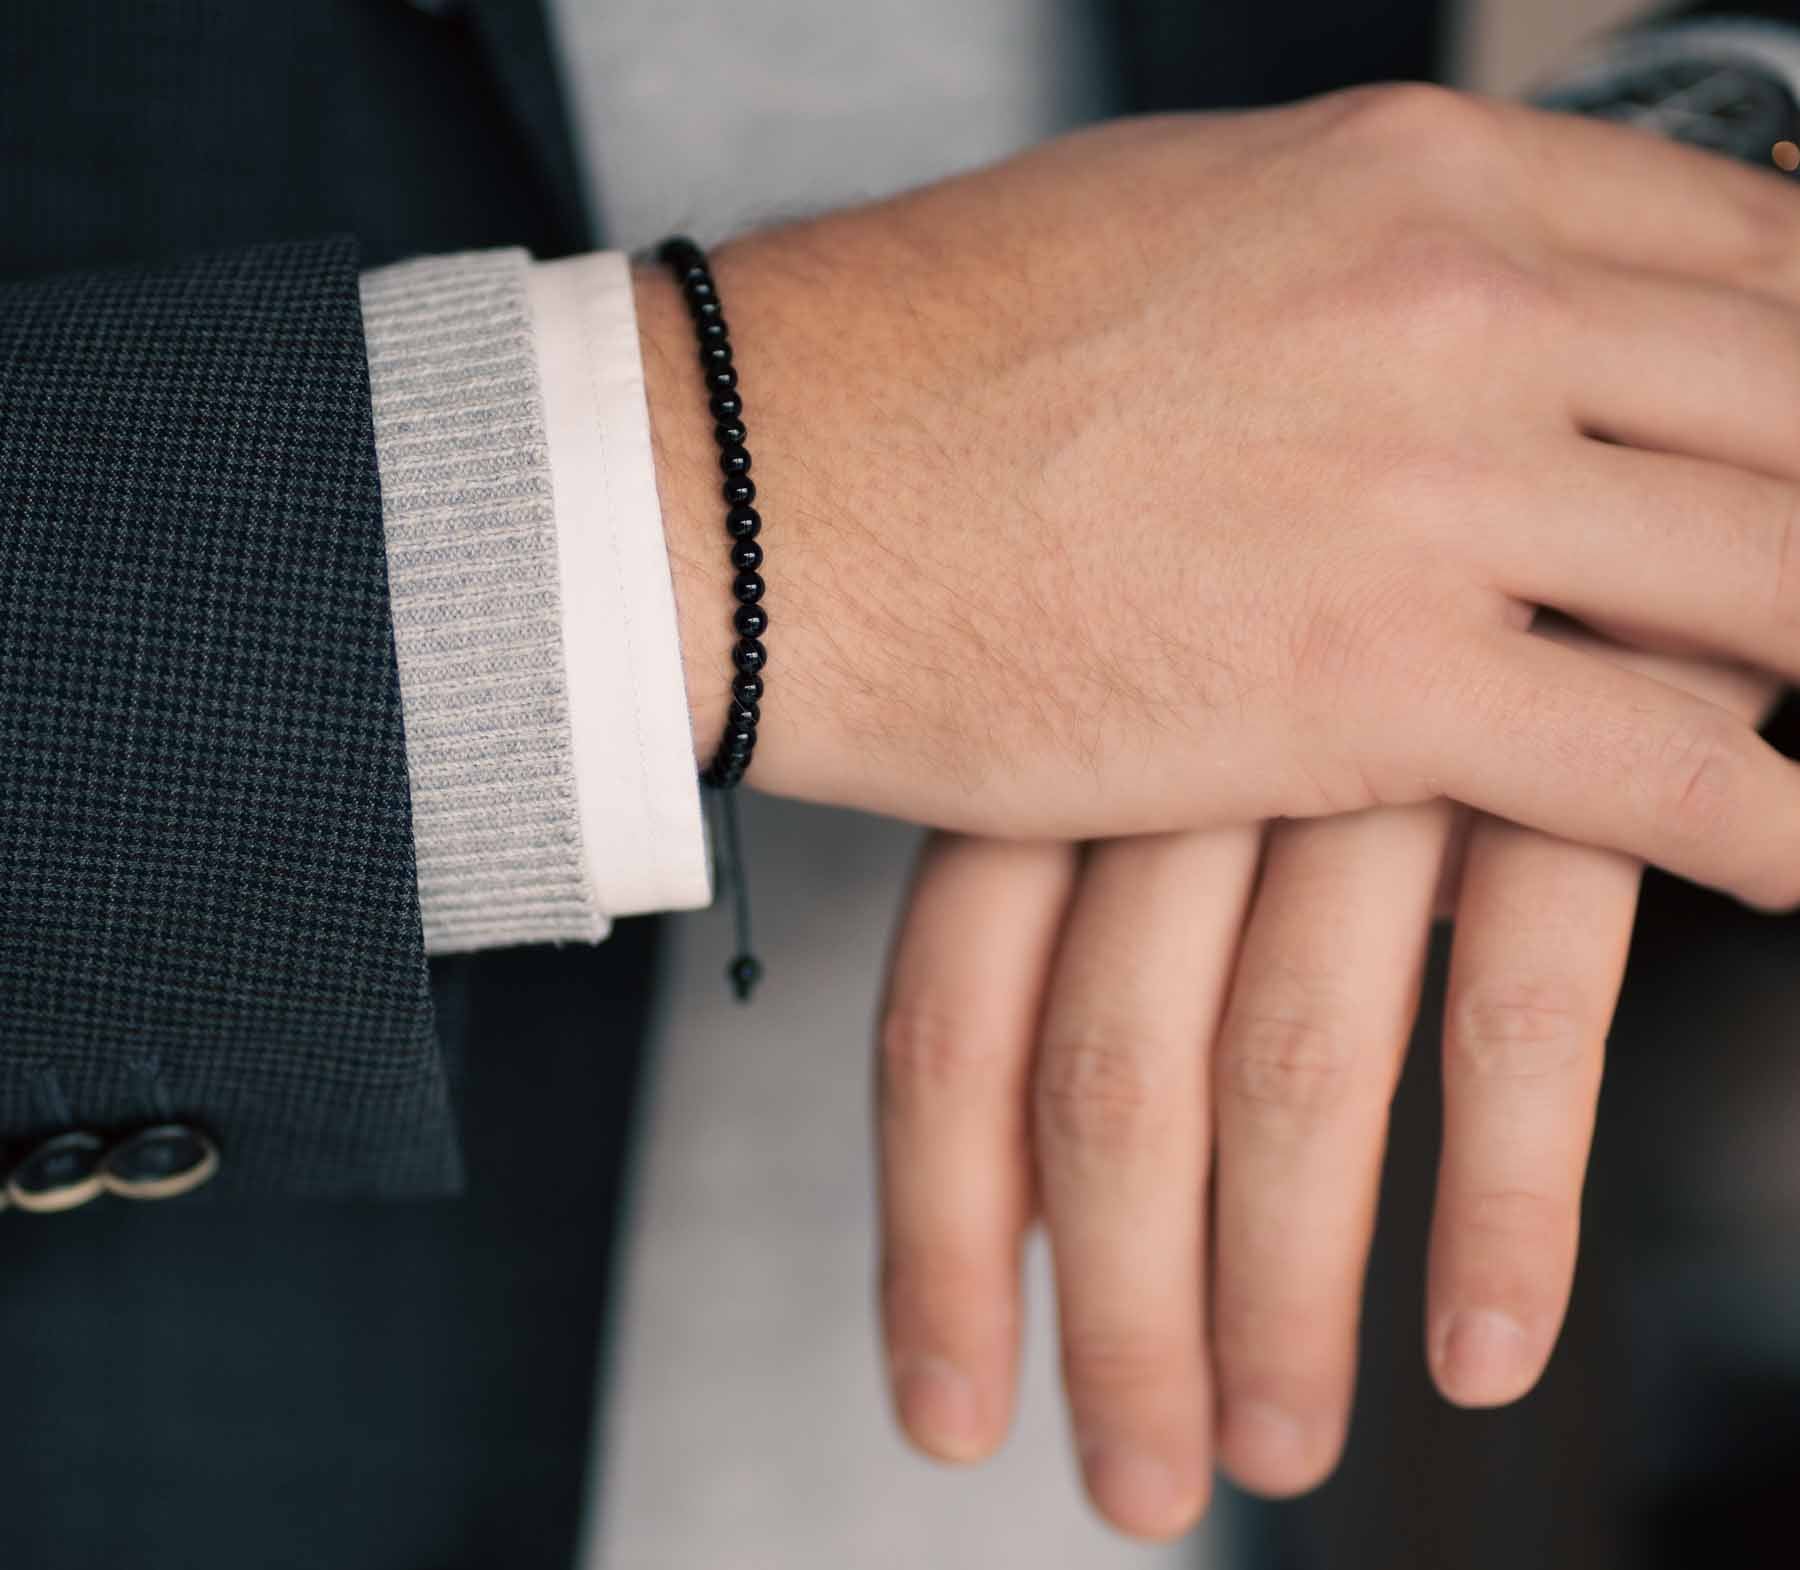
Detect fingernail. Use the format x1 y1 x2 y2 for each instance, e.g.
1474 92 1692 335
894 1356 984 1461
1225 1401 1310 1488
1083 1448 1198 1540
1436 1309 1531 1405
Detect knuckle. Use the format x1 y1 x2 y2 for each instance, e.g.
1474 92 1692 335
1217 1004 1358 1127
880 1246 996 1341
1452 1186 1566 1264
879 1003 1009 1106
1060 1326 1186 1400
1329 82 1502 165
1036 1024 1172 1155
1649 718 1745 850
1213 1297 1334 1381
1446 979 1593 1083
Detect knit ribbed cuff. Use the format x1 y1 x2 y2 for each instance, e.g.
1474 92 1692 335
361 249 606 952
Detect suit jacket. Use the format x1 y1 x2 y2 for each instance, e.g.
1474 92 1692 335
0 3 1444 1566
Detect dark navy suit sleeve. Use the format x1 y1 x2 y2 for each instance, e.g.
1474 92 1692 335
0 238 461 1197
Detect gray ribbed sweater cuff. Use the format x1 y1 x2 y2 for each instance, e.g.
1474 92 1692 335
361 249 606 953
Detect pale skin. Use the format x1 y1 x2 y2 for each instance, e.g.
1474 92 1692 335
876 640 1779 1540
633 84 1800 1539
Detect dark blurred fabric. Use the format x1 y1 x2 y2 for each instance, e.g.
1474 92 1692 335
0 0 588 276
1101 0 1443 113
0 928 661 1568
0 234 456 1198
0 4 640 1566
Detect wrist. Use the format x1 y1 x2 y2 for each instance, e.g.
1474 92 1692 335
636 219 962 820
636 259 735 771
639 234 873 808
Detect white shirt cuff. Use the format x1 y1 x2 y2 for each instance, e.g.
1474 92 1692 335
524 252 712 920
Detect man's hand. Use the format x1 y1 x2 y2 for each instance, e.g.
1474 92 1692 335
875 638 1780 1541
640 86 1800 906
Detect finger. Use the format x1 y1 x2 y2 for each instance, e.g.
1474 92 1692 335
878 833 1077 1462
1554 261 1800 483
1427 624 1777 1408
1497 97 1800 294
1211 803 1451 1497
1396 625 1800 911
1462 440 1800 682
1034 826 1259 1540
1427 815 1637 1408
1535 609 1785 723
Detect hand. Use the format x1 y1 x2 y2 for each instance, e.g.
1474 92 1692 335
641 86 1800 907
875 634 1780 1539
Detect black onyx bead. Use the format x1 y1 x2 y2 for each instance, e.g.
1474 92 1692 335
676 263 710 292
733 637 767 674
728 697 760 727
718 443 751 477
699 342 733 372
732 570 765 604
715 419 747 446
732 672 764 705
725 504 760 538
704 365 739 394
727 953 763 1000
697 315 729 342
657 235 702 266
730 538 762 572
722 726 755 753
722 475 756 505
684 276 717 310
709 391 742 421
734 603 767 637
693 297 724 322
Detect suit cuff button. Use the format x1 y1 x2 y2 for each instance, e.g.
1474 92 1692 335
100 1124 220 1202
5 1131 108 1214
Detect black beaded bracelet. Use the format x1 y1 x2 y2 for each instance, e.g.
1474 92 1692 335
657 235 765 1001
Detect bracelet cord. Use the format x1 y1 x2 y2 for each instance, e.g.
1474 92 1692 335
657 235 765 1001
